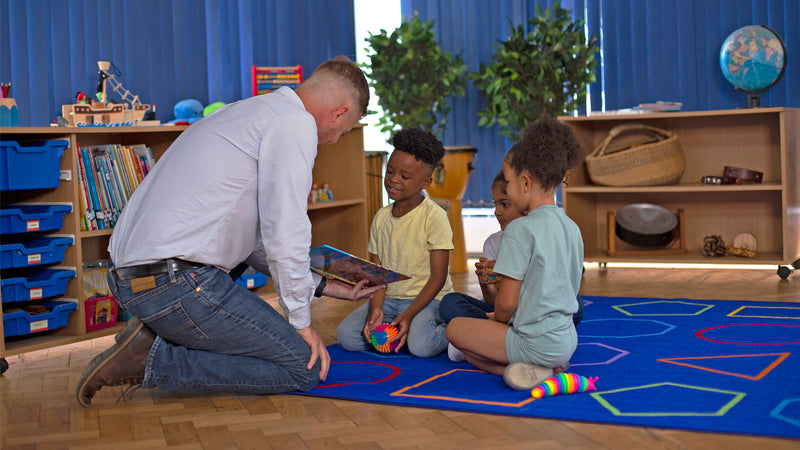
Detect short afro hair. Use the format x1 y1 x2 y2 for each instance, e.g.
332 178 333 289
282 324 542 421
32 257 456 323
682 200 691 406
391 128 445 168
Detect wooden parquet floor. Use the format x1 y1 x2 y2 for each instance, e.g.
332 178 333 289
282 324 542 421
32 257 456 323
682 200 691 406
2 264 799 449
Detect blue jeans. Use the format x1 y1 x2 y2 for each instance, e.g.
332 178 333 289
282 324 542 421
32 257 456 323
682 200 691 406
439 292 495 323
107 264 319 394
336 297 447 357
439 292 586 327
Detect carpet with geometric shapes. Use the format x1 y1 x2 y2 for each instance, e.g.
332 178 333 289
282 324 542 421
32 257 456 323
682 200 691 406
299 296 800 439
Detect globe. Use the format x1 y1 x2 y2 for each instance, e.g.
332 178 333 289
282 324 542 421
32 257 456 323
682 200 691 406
719 25 786 107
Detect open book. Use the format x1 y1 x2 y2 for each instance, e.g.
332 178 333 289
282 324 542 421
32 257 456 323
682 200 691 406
310 245 410 286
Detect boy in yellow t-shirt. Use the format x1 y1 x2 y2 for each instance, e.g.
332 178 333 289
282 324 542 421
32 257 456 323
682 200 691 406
336 128 453 357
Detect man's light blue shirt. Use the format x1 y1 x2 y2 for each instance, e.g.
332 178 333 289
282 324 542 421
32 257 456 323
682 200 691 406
109 87 322 328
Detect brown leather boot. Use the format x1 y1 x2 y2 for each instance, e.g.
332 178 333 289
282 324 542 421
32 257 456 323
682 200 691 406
76 316 156 407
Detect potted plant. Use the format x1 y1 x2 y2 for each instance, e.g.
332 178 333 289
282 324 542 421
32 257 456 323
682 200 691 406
472 2 599 141
363 13 468 137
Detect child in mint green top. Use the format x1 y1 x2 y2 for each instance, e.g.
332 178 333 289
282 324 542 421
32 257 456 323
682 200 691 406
446 118 584 390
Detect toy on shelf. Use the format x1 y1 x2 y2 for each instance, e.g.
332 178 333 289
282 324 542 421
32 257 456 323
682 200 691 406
370 323 400 353
531 373 598 399
308 182 334 203
320 182 334 201
309 182 319 203
60 61 152 127
251 65 303 96
168 99 204 125
0 82 18 126
203 102 226 117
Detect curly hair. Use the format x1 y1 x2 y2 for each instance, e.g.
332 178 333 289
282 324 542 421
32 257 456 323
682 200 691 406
504 118 583 190
391 128 445 169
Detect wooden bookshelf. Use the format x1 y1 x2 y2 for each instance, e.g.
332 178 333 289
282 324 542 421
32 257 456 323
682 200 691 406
558 108 799 273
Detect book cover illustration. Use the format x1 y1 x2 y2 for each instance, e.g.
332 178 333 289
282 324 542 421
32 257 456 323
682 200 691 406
310 245 410 286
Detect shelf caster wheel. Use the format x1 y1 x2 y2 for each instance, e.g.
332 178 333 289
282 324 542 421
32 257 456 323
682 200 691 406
0 358 8 375
777 257 800 280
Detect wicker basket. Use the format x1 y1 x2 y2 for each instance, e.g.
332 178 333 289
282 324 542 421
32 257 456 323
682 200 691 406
586 124 686 186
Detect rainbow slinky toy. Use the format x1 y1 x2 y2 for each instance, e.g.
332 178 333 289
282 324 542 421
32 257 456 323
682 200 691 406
370 323 399 353
531 373 598 399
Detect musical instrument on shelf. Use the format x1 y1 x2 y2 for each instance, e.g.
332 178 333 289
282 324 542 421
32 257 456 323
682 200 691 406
426 146 477 273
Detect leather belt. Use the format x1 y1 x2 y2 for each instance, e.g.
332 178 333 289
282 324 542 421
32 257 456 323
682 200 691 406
112 259 205 279
722 166 763 185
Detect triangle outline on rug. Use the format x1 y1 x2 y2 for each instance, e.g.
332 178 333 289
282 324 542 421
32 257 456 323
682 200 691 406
657 352 790 380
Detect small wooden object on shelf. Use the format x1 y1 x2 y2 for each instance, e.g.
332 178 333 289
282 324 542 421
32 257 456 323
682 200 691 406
607 209 686 257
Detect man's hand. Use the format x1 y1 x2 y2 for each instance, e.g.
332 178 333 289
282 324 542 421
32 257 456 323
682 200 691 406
296 326 330 381
323 278 385 301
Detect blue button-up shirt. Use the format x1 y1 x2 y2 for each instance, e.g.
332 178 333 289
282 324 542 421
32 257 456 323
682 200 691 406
109 87 321 328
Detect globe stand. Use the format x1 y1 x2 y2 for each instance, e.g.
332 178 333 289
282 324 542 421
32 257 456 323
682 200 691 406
747 93 760 108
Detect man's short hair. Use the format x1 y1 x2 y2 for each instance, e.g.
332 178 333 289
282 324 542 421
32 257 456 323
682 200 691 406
311 56 370 117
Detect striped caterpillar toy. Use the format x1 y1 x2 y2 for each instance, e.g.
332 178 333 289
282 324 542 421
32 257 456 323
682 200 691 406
531 373 598 399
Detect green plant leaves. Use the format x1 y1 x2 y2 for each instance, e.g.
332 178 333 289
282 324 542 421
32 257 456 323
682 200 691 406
364 3 597 143
472 1 599 141
363 13 468 138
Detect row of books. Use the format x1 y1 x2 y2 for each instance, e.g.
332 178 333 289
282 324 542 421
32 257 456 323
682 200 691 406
76 143 155 231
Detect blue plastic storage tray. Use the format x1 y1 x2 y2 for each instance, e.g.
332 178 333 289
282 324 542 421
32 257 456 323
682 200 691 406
236 272 269 289
0 204 72 234
1 268 76 303
3 299 77 337
0 235 74 269
0 140 68 191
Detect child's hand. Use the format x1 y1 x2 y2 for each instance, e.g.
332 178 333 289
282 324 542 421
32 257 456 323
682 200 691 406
390 313 412 352
475 258 499 284
362 308 385 342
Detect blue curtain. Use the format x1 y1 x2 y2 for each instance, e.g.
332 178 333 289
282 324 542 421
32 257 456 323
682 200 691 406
0 0 357 127
402 0 799 207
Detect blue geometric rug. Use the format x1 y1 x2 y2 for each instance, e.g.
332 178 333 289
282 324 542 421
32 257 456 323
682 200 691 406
299 296 800 439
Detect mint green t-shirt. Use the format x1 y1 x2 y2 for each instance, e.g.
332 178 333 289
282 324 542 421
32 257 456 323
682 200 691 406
493 205 583 366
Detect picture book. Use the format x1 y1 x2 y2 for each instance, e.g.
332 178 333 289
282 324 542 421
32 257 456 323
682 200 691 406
310 245 410 286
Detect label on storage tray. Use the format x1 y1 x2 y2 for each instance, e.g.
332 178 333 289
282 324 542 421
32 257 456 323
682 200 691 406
27 254 42 264
26 220 40 231
29 288 43 300
30 319 49 333
247 279 255 288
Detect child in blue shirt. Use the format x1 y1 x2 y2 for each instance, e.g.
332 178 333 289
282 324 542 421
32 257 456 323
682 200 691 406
445 118 584 390
336 128 453 357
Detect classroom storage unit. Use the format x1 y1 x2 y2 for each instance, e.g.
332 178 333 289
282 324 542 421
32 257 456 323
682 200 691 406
3 299 78 337
0 235 74 268
235 267 270 290
0 203 72 234
1 268 76 303
0 140 68 190
0 124 368 372
558 108 799 273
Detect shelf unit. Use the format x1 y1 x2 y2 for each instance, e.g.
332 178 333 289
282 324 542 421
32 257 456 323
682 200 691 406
558 108 799 268
0 124 368 362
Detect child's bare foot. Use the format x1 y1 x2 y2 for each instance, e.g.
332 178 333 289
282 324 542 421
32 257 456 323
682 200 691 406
553 362 570 375
503 363 553 390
